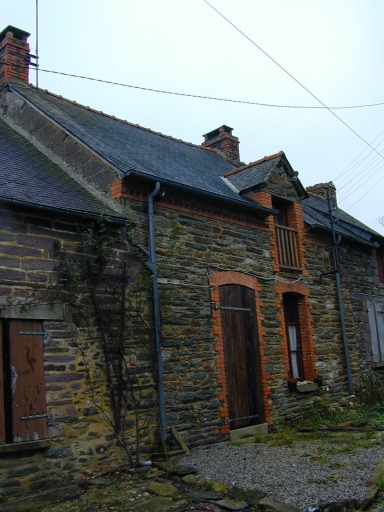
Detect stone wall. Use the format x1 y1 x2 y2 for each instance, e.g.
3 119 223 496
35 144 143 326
0 205 156 496
304 231 384 396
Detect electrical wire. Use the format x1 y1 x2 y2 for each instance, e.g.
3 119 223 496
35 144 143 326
345 172 384 211
338 160 384 202
202 0 384 174
333 128 384 183
35 67 384 111
4 61 384 110
337 152 384 199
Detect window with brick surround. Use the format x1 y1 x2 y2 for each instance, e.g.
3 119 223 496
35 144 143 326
272 197 301 271
283 294 304 379
0 319 48 446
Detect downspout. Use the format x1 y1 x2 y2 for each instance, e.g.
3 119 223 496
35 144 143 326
326 188 353 395
148 182 167 442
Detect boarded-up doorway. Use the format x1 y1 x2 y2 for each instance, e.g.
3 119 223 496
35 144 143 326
218 284 264 430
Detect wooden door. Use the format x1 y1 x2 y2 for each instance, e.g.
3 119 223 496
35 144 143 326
219 285 264 429
9 320 47 442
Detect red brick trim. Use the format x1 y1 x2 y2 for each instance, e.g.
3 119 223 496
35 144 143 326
210 271 272 433
275 281 317 381
111 180 270 232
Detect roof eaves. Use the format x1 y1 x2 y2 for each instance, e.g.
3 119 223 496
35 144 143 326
0 195 127 225
125 169 277 217
306 222 380 248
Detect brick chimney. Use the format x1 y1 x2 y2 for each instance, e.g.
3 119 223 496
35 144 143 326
0 26 31 87
306 181 337 207
202 125 240 161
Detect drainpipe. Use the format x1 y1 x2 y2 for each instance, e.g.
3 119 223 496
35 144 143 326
326 188 353 395
148 182 167 442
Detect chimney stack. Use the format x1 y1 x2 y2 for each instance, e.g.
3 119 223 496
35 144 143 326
306 181 337 207
202 125 240 161
0 26 31 87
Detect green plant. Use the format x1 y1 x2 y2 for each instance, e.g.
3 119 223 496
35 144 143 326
360 369 384 406
377 474 384 492
267 427 298 447
102 478 120 488
49 219 158 466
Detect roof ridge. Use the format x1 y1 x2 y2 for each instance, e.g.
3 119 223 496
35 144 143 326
224 151 283 178
17 85 217 153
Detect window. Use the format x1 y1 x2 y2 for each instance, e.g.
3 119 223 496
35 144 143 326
367 301 384 363
272 198 300 271
283 295 304 379
0 320 48 446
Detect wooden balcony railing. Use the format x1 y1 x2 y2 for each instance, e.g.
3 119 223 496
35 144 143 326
275 224 301 270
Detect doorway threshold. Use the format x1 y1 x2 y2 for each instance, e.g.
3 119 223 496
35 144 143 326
230 423 268 442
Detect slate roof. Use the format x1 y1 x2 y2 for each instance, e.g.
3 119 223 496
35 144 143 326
6 84 382 244
0 117 122 219
224 154 283 192
10 85 269 213
302 194 382 245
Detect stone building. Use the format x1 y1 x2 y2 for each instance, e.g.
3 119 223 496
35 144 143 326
1 25 384 494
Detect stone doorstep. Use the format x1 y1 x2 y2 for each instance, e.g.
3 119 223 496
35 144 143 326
229 422 268 442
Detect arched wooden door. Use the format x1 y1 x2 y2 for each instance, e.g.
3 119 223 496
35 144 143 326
219 284 264 430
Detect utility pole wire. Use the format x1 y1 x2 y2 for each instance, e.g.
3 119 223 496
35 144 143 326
202 0 384 171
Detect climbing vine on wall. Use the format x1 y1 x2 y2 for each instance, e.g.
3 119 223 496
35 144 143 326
50 219 157 465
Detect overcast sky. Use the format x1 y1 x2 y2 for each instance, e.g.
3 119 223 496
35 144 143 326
3 1 384 234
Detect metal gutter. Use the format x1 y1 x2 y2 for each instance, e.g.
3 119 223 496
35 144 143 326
125 170 277 217
306 222 380 248
326 189 353 395
0 196 127 225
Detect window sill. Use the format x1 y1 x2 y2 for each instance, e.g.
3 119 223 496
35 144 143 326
296 382 319 393
0 439 50 454
287 379 319 393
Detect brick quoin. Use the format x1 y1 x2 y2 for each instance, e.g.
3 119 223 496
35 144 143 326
275 281 317 381
210 270 272 432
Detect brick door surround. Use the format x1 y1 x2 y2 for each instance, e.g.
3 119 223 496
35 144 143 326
210 270 272 434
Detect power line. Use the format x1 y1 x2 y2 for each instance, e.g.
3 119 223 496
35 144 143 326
338 159 384 202
345 171 384 211
202 0 384 176
337 147 384 194
333 128 384 183
37 68 384 110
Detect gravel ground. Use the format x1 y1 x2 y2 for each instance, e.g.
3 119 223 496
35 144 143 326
177 440 384 510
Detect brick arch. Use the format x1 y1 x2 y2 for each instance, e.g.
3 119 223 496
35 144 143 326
210 271 272 433
275 280 317 381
